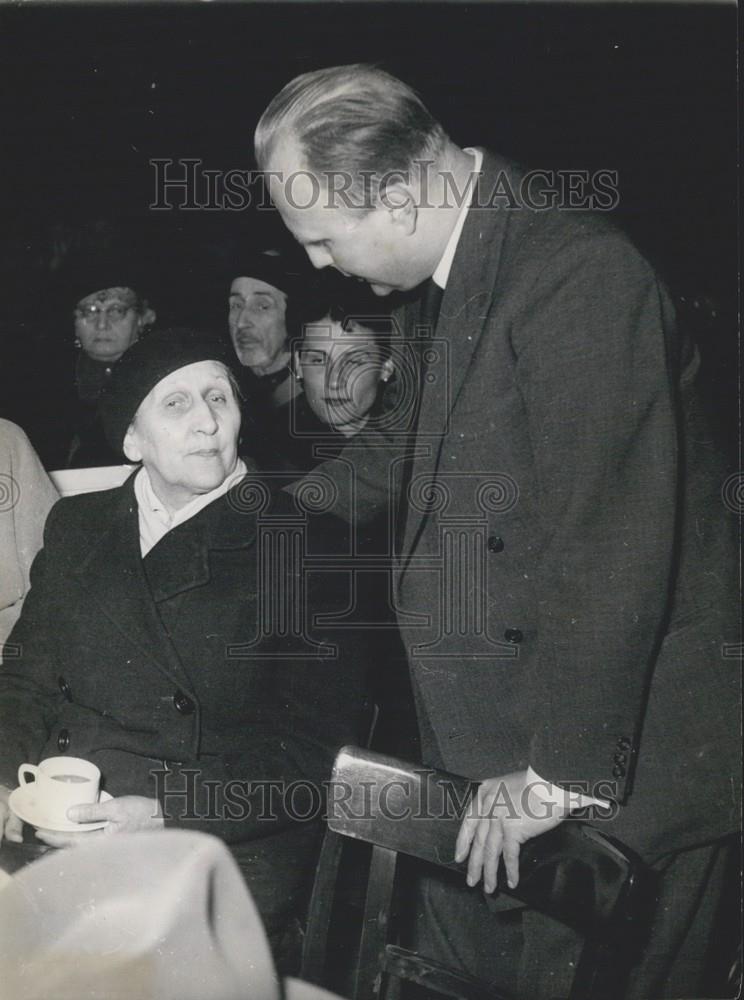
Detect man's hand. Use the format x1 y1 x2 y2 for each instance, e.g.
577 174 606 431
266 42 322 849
35 795 164 848
0 783 23 846
455 770 568 893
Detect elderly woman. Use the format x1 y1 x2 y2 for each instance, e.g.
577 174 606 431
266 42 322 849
0 328 368 962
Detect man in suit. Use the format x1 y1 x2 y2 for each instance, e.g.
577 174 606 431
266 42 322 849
254 65 740 997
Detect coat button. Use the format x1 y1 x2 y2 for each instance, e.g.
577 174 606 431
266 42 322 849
173 691 195 715
57 676 72 701
487 535 505 553
57 729 70 752
504 628 523 643
617 736 632 751
613 752 627 765
612 764 626 778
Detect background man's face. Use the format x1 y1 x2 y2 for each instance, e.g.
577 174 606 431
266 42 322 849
74 287 143 363
228 276 288 373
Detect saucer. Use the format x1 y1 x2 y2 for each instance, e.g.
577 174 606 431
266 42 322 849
9 786 113 833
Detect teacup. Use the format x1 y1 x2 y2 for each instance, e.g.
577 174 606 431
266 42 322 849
17 757 101 824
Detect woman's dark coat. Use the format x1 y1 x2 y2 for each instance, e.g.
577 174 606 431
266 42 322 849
0 469 370 936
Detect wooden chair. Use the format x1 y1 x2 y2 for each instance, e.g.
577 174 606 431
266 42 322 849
302 746 658 1000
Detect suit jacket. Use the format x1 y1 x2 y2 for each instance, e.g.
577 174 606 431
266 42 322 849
292 152 740 862
0 469 370 930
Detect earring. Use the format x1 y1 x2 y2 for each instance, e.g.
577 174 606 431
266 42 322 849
73 337 82 349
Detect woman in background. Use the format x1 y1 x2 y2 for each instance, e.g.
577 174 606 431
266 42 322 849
295 303 419 760
65 258 156 467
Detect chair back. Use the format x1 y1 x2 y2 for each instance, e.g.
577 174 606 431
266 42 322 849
305 746 658 1000
328 746 653 940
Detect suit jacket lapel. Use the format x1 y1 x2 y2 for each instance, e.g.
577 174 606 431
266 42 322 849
401 151 512 563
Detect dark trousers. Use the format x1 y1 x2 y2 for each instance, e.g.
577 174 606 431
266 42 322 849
412 835 737 999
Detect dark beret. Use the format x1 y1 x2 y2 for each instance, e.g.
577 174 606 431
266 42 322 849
60 248 151 311
230 250 304 300
99 327 237 454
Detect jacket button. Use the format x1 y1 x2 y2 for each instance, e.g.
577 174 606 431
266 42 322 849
487 535 505 553
613 752 627 765
57 676 72 701
173 691 195 715
617 736 632 751
612 764 626 778
504 628 523 644
57 729 70 752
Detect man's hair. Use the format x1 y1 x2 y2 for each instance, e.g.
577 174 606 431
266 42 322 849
255 64 448 209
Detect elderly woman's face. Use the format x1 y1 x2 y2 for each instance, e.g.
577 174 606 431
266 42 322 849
123 361 241 513
74 287 144 363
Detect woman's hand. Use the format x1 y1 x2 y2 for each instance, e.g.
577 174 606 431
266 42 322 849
34 795 164 848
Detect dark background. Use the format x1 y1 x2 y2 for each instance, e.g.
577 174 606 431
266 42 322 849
0 1 739 462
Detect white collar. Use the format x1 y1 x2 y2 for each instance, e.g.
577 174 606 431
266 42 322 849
134 458 248 557
431 147 484 290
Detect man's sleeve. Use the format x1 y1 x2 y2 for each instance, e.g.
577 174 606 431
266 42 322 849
513 229 679 803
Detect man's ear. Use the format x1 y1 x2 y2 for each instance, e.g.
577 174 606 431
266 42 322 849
122 425 142 463
379 182 418 236
293 350 303 381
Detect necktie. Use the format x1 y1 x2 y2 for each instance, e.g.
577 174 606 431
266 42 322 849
419 278 444 334
395 279 444 552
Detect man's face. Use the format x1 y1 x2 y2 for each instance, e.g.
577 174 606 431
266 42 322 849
266 140 422 296
123 360 241 513
297 319 393 437
228 277 288 374
74 287 144 363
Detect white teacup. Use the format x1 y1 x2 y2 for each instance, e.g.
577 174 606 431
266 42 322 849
17 757 101 824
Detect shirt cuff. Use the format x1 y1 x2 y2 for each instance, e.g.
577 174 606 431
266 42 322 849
526 766 611 811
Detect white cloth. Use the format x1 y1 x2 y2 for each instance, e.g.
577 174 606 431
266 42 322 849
134 459 248 557
0 831 344 1000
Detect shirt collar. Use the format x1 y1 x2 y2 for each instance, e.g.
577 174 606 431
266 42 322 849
134 458 248 557
431 147 484 290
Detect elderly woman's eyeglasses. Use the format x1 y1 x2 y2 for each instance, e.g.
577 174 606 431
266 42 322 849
75 303 133 324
